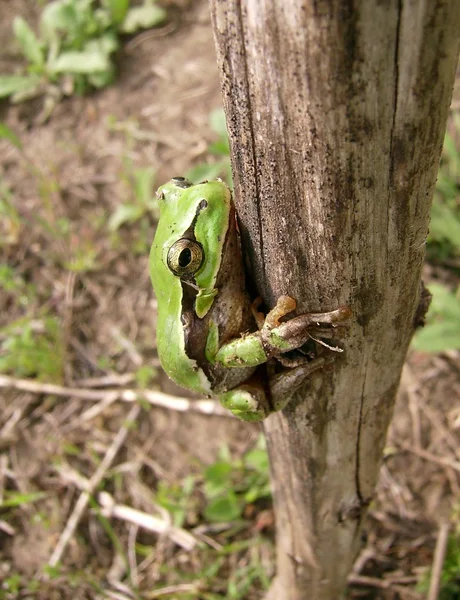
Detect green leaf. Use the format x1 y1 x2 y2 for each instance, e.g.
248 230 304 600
133 167 156 207
121 3 167 34
0 123 22 149
88 67 115 88
50 49 111 74
103 0 130 25
442 133 460 173
204 493 241 522
209 139 230 156
414 321 460 352
0 316 64 382
204 462 233 498
108 203 144 231
428 283 460 320
436 176 458 204
85 33 119 57
429 201 460 251
186 161 230 184
1 491 47 509
13 17 44 66
244 448 269 473
135 365 156 388
0 75 37 98
40 0 78 41
413 284 460 352
209 108 228 139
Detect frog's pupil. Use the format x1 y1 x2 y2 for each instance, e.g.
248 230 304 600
179 248 192 267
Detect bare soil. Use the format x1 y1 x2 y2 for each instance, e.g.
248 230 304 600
0 1 459 599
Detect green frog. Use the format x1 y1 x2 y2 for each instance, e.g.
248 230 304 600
149 177 350 421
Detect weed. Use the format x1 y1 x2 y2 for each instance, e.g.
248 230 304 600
0 265 25 295
226 549 271 598
134 364 157 388
1 490 48 509
154 436 270 533
203 438 271 523
1 574 22 597
413 283 460 352
108 165 159 233
427 124 460 262
417 532 460 599
156 475 197 528
0 0 166 110
0 316 65 382
0 182 22 246
186 108 232 184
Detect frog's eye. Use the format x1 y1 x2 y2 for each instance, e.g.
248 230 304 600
167 239 204 278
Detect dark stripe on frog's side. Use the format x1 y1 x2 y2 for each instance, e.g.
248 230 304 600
182 203 257 393
176 194 220 388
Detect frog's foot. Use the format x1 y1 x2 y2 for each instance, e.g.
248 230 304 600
276 351 315 368
268 355 335 412
264 295 297 329
219 381 271 422
262 305 351 356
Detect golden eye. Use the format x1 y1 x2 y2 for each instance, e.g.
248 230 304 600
167 239 203 278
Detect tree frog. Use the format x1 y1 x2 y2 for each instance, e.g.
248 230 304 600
149 177 350 421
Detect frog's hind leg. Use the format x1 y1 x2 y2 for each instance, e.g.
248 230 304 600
268 356 334 413
219 375 271 422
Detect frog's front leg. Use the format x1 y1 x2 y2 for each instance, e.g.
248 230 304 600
216 296 351 421
215 296 350 368
262 296 351 355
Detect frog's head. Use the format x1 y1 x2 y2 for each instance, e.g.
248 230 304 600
151 178 234 318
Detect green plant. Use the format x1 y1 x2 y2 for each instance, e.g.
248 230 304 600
418 533 460 600
0 265 24 294
203 437 271 523
155 437 270 527
156 475 197 528
0 182 22 247
427 125 460 262
413 283 460 352
1 574 22 597
226 553 271 599
0 0 166 105
186 108 233 184
134 364 157 388
0 316 65 382
0 490 48 509
62 235 100 272
108 165 159 232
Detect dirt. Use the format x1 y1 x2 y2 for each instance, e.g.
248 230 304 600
0 1 459 599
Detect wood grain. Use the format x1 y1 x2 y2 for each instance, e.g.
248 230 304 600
210 1 460 598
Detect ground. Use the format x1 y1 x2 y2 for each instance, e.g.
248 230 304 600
0 1 459 599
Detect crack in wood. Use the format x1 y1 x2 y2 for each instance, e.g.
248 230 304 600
235 1 267 294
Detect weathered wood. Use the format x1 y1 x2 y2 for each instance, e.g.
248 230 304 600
210 1 460 598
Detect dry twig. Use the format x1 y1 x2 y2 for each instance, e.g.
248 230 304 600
0 374 229 416
427 522 450 600
47 404 141 567
98 491 197 551
399 441 460 474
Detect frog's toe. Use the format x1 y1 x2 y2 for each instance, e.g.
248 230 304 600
220 388 270 422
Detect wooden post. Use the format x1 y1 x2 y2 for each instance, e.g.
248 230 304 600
209 1 460 598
